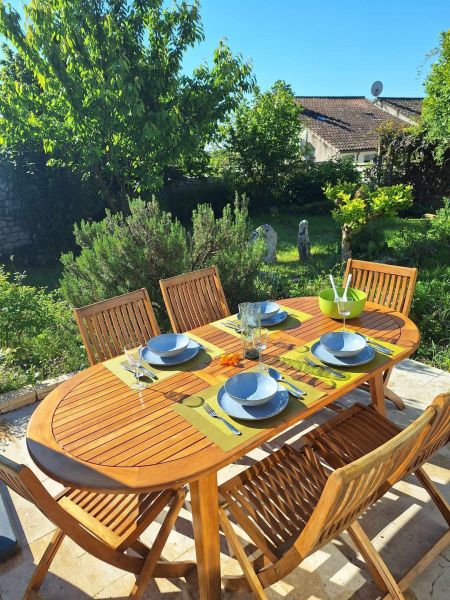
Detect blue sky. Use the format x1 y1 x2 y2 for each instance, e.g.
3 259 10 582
182 0 449 97
7 0 450 97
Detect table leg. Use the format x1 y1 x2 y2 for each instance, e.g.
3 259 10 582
190 472 221 600
370 372 386 416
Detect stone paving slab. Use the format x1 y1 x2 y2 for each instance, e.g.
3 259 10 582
0 358 448 599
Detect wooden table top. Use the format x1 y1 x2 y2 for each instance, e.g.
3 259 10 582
26 297 419 493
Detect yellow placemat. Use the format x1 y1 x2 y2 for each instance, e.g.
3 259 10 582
103 336 223 388
173 376 325 452
212 304 313 339
281 334 405 390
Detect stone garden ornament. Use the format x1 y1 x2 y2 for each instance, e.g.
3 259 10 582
297 219 310 262
251 224 277 264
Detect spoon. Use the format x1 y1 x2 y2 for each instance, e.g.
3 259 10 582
268 368 306 396
342 273 352 302
329 273 340 302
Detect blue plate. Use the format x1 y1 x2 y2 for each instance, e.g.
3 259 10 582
320 331 366 357
146 333 190 357
224 372 278 406
311 341 375 367
237 310 288 327
217 385 289 421
259 300 280 320
141 339 202 366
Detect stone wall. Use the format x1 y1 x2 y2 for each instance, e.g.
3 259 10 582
0 164 30 257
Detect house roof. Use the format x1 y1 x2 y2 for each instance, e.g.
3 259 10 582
374 97 423 122
295 96 404 152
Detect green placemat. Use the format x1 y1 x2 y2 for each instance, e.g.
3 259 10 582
212 304 313 339
173 377 325 452
281 334 405 390
103 336 223 389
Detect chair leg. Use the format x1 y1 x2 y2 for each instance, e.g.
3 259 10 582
129 489 187 600
347 522 405 600
219 506 268 600
415 467 450 526
24 529 65 598
383 369 405 411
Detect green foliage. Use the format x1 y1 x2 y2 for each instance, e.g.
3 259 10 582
0 268 86 393
288 158 360 206
158 178 234 224
370 121 450 214
190 199 265 309
326 183 413 231
60 198 190 309
213 81 304 205
429 198 450 242
60 196 265 316
0 1 253 210
422 30 450 163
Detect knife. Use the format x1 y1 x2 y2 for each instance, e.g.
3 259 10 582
122 363 156 380
304 357 346 379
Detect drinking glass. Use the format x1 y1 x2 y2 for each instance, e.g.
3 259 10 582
337 300 352 331
239 302 261 359
252 328 269 372
124 343 147 390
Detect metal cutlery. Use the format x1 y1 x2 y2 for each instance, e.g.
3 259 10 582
304 357 346 379
223 320 242 333
122 362 156 380
362 337 393 355
268 368 306 396
203 403 241 435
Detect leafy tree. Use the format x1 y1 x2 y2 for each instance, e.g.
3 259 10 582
0 0 253 211
213 80 304 205
422 30 450 163
324 182 413 260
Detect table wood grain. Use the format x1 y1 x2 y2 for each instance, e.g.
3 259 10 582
26 296 419 600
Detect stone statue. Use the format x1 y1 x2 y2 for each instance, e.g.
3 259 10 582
251 224 277 263
297 220 310 262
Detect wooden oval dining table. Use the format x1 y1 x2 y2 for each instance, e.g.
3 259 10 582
27 296 420 600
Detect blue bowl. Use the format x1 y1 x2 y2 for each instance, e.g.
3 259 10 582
320 331 367 357
224 372 278 406
259 301 280 320
146 333 190 357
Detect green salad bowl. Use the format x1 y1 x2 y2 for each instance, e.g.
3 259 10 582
318 287 367 320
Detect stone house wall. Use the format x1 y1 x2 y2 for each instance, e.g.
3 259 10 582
0 164 30 257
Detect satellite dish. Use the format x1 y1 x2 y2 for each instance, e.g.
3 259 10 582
371 80 383 97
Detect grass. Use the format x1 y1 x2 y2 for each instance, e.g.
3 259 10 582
252 209 450 371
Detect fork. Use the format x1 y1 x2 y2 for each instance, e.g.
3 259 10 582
203 403 241 435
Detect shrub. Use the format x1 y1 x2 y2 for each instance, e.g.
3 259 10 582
429 198 450 242
0 268 86 392
60 198 189 310
60 196 265 319
190 199 265 309
158 178 234 224
288 158 360 206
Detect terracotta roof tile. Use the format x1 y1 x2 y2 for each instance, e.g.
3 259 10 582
375 97 423 122
295 96 404 152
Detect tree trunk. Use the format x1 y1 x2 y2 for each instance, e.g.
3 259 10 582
341 224 352 262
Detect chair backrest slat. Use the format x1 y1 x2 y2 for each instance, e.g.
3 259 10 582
344 259 418 315
160 266 230 333
408 393 450 472
297 405 435 557
74 289 160 365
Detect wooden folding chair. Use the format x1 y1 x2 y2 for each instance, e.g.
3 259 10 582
160 266 230 333
344 259 418 410
305 392 450 598
74 289 160 365
0 455 194 600
218 404 436 600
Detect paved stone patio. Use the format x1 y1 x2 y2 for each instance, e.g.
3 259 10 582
0 358 448 599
